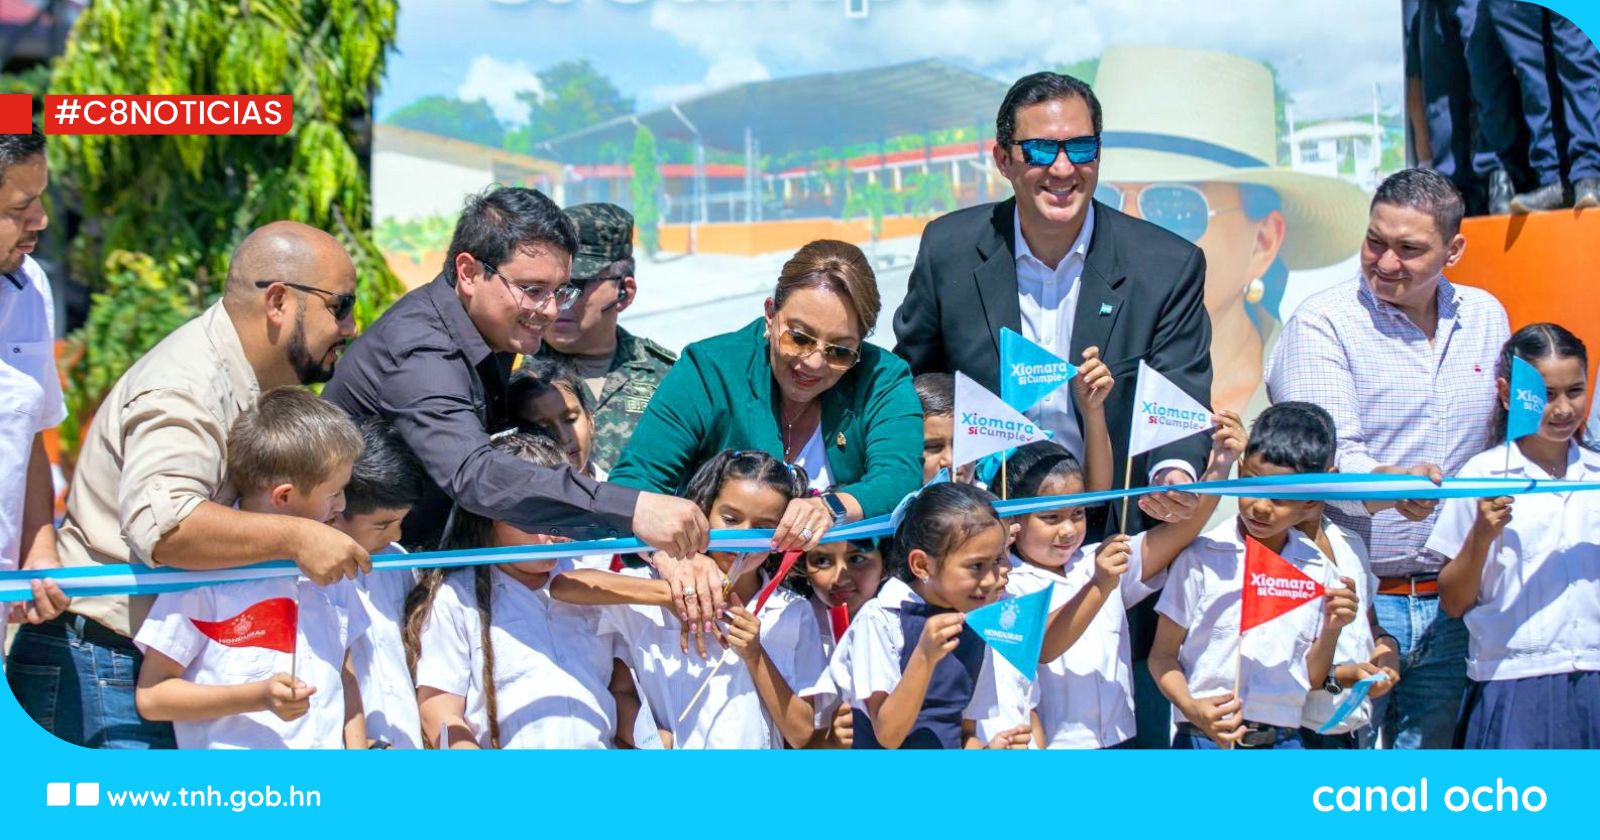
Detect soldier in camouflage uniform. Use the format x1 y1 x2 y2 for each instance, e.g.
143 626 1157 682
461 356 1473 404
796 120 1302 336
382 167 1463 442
531 203 676 474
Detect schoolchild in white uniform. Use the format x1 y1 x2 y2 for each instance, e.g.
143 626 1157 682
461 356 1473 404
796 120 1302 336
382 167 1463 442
1434 323 1600 748
794 537 890 747
332 418 428 749
1149 402 1362 750
980 410 1246 749
135 389 369 749
509 360 617 568
553 450 827 749
826 482 1033 750
1295 504 1397 748
406 433 626 749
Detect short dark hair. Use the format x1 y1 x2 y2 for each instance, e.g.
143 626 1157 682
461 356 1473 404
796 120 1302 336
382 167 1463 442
995 72 1103 149
343 417 427 517
444 186 578 285
1371 168 1466 239
509 355 594 419
913 372 954 417
0 125 45 186
1246 401 1337 474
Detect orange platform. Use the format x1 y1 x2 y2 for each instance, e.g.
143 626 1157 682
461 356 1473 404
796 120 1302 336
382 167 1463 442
1447 209 1600 407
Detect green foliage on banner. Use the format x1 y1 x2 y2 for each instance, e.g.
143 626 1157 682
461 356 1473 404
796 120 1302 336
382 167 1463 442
375 214 456 265
630 125 662 256
843 180 892 241
503 59 634 157
389 95 504 147
48 0 401 459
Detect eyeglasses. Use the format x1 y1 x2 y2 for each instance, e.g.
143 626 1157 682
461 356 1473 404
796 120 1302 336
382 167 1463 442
477 257 582 312
1093 182 1240 244
775 325 861 371
559 273 622 299
253 280 357 321
1012 136 1101 167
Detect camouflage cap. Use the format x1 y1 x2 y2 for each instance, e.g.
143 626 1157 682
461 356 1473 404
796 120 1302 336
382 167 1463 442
564 202 635 280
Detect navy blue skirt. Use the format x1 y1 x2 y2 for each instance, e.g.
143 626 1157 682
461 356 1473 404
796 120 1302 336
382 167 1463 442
1454 670 1600 749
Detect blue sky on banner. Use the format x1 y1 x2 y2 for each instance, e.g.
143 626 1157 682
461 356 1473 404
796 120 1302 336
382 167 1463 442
378 0 1402 120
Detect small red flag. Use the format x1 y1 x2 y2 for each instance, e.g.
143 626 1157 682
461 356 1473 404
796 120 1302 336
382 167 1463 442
753 551 804 614
828 602 850 644
1239 535 1324 634
189 597 298 654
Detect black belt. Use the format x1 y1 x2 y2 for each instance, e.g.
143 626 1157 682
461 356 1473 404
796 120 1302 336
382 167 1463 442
1177 720 1296 749
31 613 140 652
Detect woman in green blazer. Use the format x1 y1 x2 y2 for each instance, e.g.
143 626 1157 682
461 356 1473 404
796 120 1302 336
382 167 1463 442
611 239 923 553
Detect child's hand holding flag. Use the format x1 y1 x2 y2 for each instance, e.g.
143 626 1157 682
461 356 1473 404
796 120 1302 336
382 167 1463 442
1321 576 1360 634
1092 534 1132 593
260 673 316 722
1070 346 1114 411
1205 410 1248 480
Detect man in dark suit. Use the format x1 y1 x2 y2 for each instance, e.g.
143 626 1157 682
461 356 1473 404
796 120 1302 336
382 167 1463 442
893 72 1214 750
893 71 1214 522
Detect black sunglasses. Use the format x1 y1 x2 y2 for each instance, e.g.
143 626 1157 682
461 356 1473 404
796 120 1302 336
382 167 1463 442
254 280 356 321
1013 135 1101 166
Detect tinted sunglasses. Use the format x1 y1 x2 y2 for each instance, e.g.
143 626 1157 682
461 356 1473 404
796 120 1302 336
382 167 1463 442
775 325 861 371
254 280 356 321
1013 135 1101 167
1093 182 1238 244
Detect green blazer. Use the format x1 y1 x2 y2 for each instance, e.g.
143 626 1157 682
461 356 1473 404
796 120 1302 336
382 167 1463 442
610 318 923 519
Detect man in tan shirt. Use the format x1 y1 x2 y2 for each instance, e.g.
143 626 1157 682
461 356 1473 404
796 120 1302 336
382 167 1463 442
6 221 370 748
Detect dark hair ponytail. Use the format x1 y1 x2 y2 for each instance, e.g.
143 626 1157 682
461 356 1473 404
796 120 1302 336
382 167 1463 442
888 483 1002 580
683 450 809 515
1491 323 1588 445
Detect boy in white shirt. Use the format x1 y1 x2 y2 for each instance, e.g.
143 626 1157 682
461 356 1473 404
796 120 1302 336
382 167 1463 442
1149 402 1361 749
135 388 369 749
1295 505 1400 748
333 417 427 749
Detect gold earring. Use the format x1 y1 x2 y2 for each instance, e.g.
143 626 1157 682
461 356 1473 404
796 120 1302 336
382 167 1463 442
1244 277 1265 304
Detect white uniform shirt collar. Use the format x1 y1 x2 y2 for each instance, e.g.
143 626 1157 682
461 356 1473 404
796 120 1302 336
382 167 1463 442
1014 203 1095 273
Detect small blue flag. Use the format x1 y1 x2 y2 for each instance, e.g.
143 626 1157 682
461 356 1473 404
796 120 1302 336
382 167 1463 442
1507 356 1547 442
965 586 1053 682
999 327 1077 413
1316 671 1390 734
1098 302 1114 316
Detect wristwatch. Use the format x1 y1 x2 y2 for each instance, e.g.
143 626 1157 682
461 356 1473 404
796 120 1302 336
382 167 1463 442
1322 674 1344 695
820 492 848 524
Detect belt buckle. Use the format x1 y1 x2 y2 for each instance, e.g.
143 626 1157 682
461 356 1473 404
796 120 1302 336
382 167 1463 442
1238 723 1278 749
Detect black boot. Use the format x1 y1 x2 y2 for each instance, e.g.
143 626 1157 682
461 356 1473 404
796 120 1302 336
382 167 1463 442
1487 170 1514 216
1510 181 1566 213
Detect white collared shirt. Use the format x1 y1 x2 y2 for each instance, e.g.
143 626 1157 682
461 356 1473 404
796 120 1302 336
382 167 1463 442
1155 519 1331 728
415 563 618 749
825 577 1019 743
1267 274 1509 575
1299 519 1379 734
351 544 421 749
0 361 43 568
600 570 826 749
987 538 1163 749
134 576 368 749
1424 441 1600 681
0 256 67 429
1014 207 1192 483
1014 206 1092 462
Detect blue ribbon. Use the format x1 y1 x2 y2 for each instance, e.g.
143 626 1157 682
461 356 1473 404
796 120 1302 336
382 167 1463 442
5 473 1596 602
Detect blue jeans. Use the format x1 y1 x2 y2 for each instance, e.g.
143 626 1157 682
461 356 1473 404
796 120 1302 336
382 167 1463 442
1371 593 1469 749
6 617 176 749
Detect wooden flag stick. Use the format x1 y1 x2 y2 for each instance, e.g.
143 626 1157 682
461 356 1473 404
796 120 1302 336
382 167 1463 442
290 587 300 685
677 654 731 725
1001 457 1008 500
1227 637 1243 751
1118 456 1134 534
1501 441 1517 591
